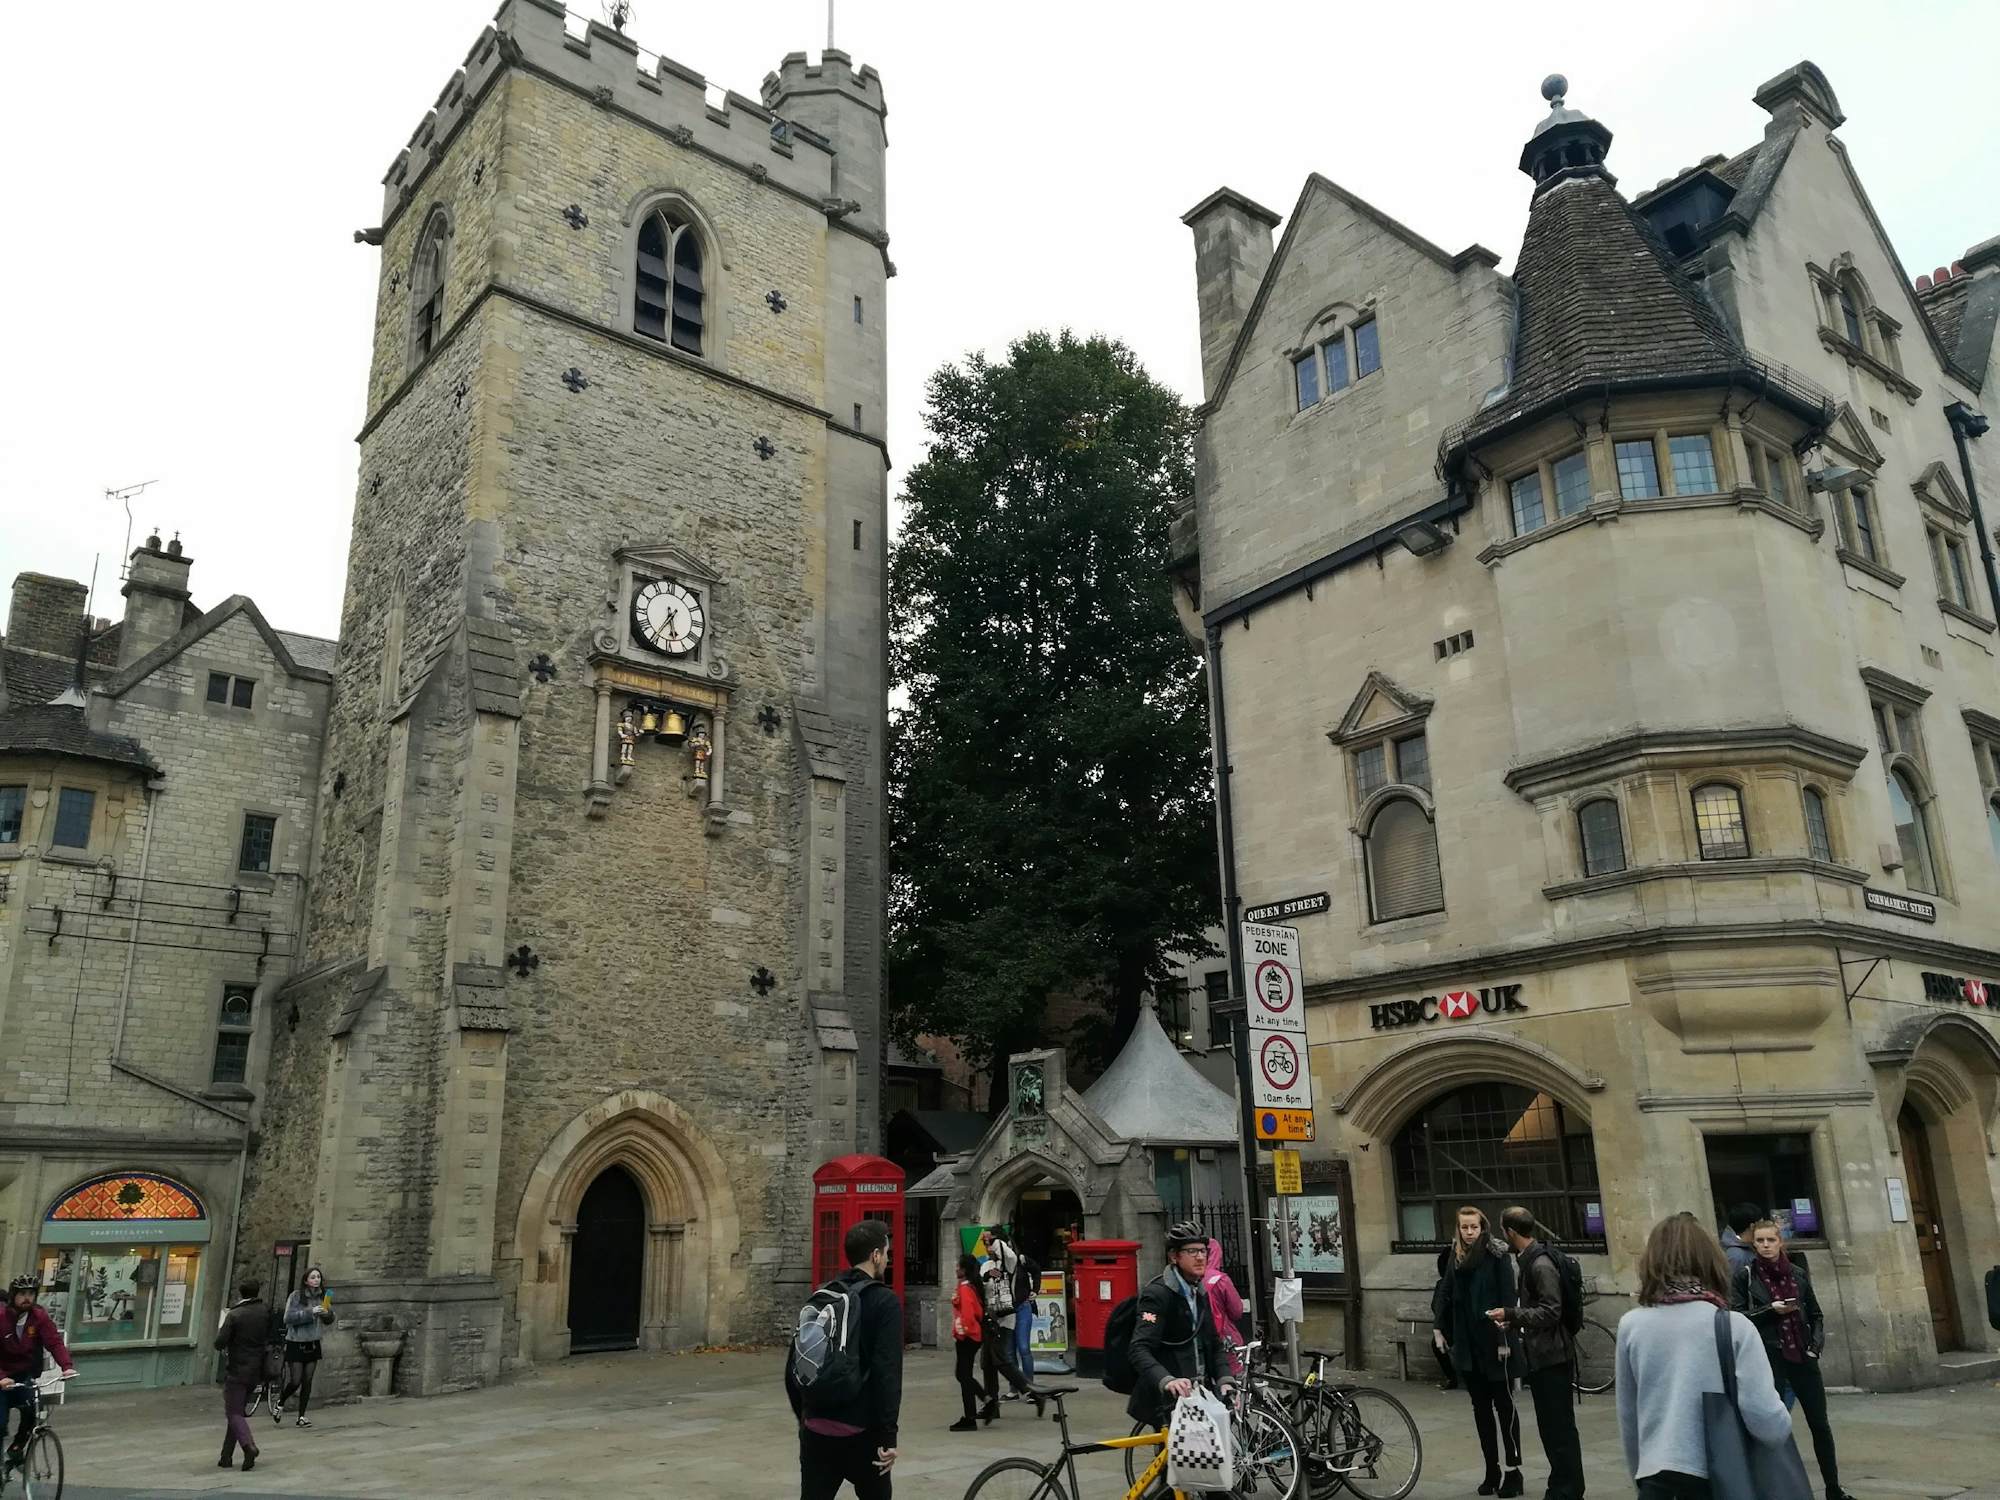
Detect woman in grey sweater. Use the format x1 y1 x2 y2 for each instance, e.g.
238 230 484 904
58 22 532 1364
276 1267 334 1428
1615 1216 1791 1498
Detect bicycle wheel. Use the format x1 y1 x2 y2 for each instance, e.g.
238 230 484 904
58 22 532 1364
21 1427 63 1500
1322 1388 1420 1500
961 1455 1060 1500
1234 1403 1305 1500
1572 1317 1615 1395
245 1378 266 1417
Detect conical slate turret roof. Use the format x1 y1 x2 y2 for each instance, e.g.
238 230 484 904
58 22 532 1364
1081 1004 1239 1146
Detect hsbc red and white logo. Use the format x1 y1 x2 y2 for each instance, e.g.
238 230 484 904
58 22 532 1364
1922 971 1998 1011
1370 984 1526 1032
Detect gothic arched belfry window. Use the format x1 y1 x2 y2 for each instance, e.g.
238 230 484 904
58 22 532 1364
636 210 705 354
410 211 450 366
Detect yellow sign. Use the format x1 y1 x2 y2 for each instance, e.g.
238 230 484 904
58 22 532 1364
1255 1108 1316 1142
1272 1149 1303 1196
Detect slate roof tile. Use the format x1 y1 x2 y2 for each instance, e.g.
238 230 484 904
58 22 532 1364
0 703 158 773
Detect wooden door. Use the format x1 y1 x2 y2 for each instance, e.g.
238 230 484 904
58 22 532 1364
569 1165 645 1353
1898 1105 1963 1352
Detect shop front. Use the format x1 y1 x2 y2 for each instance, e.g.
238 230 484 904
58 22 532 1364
1312 943 2000 1390
33 1171 215 1392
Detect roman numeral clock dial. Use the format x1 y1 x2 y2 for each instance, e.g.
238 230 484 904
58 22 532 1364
633 578 705 657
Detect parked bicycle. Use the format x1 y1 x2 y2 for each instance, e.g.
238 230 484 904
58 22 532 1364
962 1383 1181 1499
1235 1344 1420 1500
0 1369 71 1500
1571 1279 1616 1396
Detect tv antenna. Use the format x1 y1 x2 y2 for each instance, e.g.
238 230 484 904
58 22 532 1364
106 480 161 580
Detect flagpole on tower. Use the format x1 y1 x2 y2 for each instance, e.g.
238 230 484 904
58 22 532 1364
827 0 835 49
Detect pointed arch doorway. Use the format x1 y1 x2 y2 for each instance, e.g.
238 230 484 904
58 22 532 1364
1897 1104 1963 1352
568 1165 645 1352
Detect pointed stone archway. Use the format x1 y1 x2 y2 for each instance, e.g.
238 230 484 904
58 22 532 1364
508 1089 744 1366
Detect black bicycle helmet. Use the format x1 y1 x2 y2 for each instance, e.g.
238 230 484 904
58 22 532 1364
1165 1220 1207 1252
7 1274 36 1297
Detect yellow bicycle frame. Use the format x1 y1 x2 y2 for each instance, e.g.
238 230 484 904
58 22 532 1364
1097 1428 1181 1500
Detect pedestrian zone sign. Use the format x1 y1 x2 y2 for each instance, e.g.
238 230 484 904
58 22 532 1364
1242 922 1304 1034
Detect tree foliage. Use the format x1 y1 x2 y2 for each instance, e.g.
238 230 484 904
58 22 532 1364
887 332 1217 1093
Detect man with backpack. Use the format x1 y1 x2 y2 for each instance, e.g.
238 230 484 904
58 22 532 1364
785 1219 903 1499
1003 1234 1041 1392
1487 1207 1584 1500
977 1227 1043 1418
1119 1220 1226 1432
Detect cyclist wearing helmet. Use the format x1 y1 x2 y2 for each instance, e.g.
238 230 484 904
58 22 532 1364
1125 1220 1226 1430
1 1274 76 1470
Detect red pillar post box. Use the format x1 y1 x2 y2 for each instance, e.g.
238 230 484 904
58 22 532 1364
1068 1238 1140 1375
811 1155 906 1302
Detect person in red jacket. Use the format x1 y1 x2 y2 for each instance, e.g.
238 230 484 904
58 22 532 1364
948 1253 985 1432
1 1274 77 1470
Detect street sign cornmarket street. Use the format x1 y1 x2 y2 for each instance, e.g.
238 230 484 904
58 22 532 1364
1865 888 1937 923
1244 892 1331 924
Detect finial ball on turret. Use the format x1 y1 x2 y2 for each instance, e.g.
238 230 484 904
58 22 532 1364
1542 74 1568 104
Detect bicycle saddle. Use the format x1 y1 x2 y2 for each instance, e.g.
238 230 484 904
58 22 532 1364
1036 1384 1082 1397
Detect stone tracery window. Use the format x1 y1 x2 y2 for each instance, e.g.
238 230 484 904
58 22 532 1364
636 208 706 354
410 211 450 367
1391 1083 1603 1247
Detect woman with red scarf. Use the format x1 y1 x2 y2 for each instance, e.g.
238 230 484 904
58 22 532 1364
1730 1220 1853 1500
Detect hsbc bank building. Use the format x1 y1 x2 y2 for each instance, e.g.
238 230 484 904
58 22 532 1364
1176 63 2000 1386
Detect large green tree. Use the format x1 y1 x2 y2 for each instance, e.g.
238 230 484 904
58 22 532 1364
888 331 1217 1098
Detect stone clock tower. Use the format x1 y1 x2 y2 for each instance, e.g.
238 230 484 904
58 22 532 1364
238 0 889 1393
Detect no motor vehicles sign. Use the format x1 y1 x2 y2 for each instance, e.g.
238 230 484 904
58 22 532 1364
1241 922 1304 1034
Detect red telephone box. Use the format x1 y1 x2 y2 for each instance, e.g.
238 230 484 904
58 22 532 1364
811 1155 906 1302
1069 1238 1140 1374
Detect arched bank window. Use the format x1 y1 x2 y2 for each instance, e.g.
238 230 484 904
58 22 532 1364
38 1171 211 1351
1391 1083 1603 1247
1802 786 1834 863
1577 798 1626 877
636 209 705 354
1365 795 1443 922
1691 782 1750 861
1888 766 1939 895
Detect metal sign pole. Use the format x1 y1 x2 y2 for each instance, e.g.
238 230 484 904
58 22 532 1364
1276 1193 1300 1380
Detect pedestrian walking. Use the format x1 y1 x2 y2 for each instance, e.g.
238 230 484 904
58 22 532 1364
1616 1214 1792 1499
1488 1207 1584 1500
276 1265 335 1427
1731 1219 1855 1500
1010 1237 1040 1384
213 1277 272 1473
1125 1220 1227 1432
1433 1206 1525 1496
1430 1244 1459 1391
785 1219 903 1499
977 1227 1042 1419
949 1253 985 1432
1202 1236 1248 1375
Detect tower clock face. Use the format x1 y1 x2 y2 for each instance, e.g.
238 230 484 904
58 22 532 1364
632 578 705 657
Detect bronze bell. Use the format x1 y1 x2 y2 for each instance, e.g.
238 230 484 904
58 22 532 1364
638 705 661 736
658 707 688 745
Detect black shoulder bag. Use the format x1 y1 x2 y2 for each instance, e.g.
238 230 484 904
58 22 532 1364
1701 1306 1812 1500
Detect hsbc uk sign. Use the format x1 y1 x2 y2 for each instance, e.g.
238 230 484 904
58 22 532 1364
1369 983 1528 1032
1921 971 1998 1010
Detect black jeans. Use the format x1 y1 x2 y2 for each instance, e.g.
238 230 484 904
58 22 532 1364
2 1385 35 1455
1774 1354 1840 1495
1460 1370 1522 1476
953 1339 981 1421
1636 1474 1710 1500
1524 1361 1585 1499
980 1319 1033 1400
798 1426 891 1500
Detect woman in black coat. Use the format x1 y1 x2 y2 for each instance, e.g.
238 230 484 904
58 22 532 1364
1433 1207 1525 1497
1731 1220 1855 1500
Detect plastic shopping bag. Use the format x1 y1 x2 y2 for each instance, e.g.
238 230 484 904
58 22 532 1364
1273 1274 1305 1325
1166 1385 1238 1492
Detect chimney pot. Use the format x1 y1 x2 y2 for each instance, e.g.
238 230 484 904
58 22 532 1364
1916 274 1932 291
144 529 162 551
1951 261 1966 277
1934 265 1952 284
166 533 183 558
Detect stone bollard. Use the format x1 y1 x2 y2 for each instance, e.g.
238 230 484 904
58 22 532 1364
359 1328 407 1397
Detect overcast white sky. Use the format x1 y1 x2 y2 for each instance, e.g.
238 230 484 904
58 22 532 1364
3 0 1994 642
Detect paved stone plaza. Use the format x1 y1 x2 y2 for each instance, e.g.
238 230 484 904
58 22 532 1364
42 1346 2000 1498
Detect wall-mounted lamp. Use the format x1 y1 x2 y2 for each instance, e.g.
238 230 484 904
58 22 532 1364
1805 465 1863 494
1396 520 1453 557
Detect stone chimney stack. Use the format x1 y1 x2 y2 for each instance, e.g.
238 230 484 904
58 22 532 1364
118 531 193 668
1183 188 1281 401
6 572 88 660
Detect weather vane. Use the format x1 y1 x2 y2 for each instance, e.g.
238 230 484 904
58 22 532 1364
602 0 633 33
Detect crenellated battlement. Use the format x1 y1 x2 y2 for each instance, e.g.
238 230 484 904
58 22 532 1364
378 0 886 224
760 49 886 120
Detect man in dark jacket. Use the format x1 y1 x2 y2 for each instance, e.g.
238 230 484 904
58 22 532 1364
786 1219 903 1499
1 1274 76 1469
1489 1208 1584 1500
213 1277 273 1471
1127 1220 1226 1430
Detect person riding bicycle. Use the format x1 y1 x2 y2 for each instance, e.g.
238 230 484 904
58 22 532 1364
1126 1220 1226 1431
0 1275 75 1472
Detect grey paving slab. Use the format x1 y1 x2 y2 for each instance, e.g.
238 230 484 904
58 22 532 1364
35 1346 2000 1499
